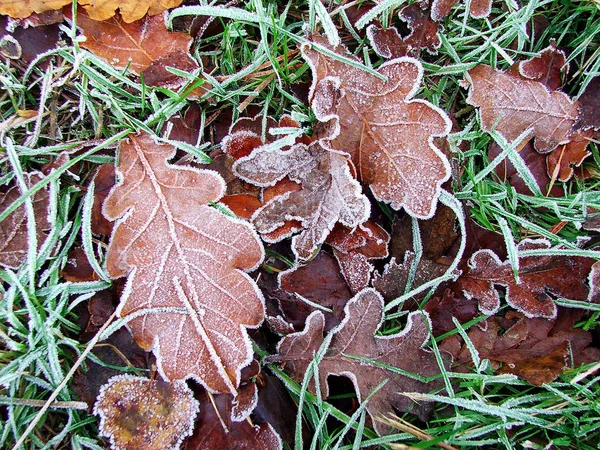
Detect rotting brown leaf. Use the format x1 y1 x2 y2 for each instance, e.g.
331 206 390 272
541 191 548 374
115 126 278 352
367 4 441 58
65 8 200 90
458 239 595 318
431 0 493 21
270 288 445 435
326 221 389 293
94 375 198 450
303 35 451 219
465 64 579 153
0 171 51 269
102 131 265 394
234 139 370 260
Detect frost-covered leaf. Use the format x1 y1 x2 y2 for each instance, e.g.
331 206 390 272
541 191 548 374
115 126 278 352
94 375 198 450
234 139 370 260
303 36 451 219
515 43 568 92
424 288 478 337
327 221 389 293
0 13 60 64
271 288 445 435
103 132 265 393
465 64 579 153
0 171 50 269
459 239 595 318
66 8 198 84
431 0 493 21
367 4 440 58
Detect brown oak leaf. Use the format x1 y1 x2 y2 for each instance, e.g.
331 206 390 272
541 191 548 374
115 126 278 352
431 0 493 21
94 375 198 450
271 288 445 435
66 8 201 91
184 390 282 450
0 171 51 269
465 64 579 153
458 239 595 318
103 132 265 394
367 4 441 58
326 221 390 293
514 43 568 92
234 139 370 260
303 36 451 219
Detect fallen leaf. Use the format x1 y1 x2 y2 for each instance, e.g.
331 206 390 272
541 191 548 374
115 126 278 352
164 104 202 145
184 390 282 450
271 288 445 435
0 14 60 65
326 221 390 293
465 64 579 153
278 252 353 332
576 76 600 131
60 247 99 282
423 288 478 337
234 139 370 260
458 239 595 318
91 163 116 236
451 310 600 385
94 375 198 450
0 171 51 269
431 0 493 21
546 132 595 182
66 8 199 89
103 132 265 394
303 36 451 219
515 43 567 92
0 0 71 19
367 4 441 58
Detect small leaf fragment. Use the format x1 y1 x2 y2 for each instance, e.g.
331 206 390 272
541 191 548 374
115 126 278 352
94 375 199 450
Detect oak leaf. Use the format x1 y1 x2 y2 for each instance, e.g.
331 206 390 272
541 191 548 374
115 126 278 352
465 64 579 153
459 239 595 318
94 375 198 450
303 36 451 219
271 288 445 435
0 171 51 269
234 139 370 260
67 8 199 89
0 0 182 23
326 221 390 293
431 0 493 21
367 4 441 58
103 132 265 394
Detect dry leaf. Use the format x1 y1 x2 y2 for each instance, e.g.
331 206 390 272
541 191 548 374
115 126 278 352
515 43 568 92
0 14 60 64
326 221 390 293
303 36 451 219
431 0 493 21
367 4 441 58
184 390 282 450
103 132 265 394
94 375 198 450
0 171 51 269
271 288 445 435
423 288 478 337
66 9 197 82
465 64 579 153
0 0 70 19
234 139 370 260
459 239 595 318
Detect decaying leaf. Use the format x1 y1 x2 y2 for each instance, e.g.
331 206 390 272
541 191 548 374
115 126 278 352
450 310 600 385
271 288 444 435
94 375 198 450
423 288 478 337
0 13 61 64
0 171 51 269
367 4 441 58
103 132 265 394
303 35 451 219
234 139 370 260
276 252 353 332
66 9 199 90
431 0 493 21
184 390 282 450
326 221 389 293
459 239 595 318
465 64 579 153
515 43 568 92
